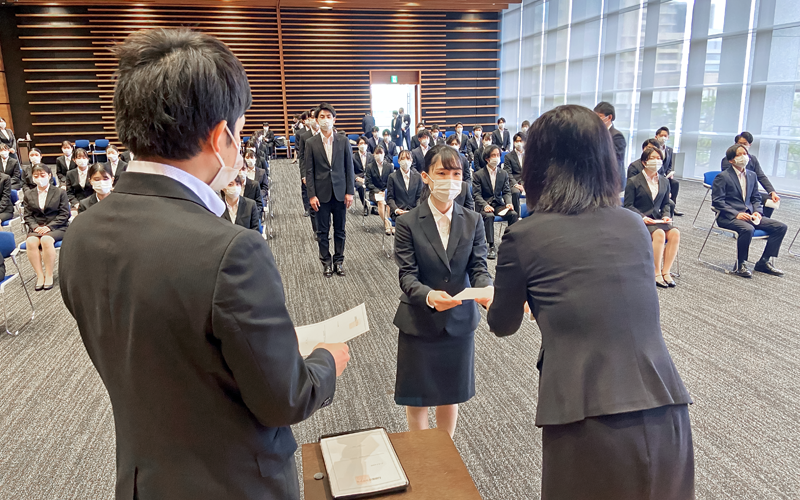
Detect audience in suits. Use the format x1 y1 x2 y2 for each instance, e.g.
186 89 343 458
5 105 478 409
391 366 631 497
353 137 372 215
0 117 17 159
655 127 682 216
712 144 787 278
366 126 381 154
78 163 114 214
594 101 627 188
103 144 128 186
244 150 269 205
410 123 426 150
56 140 77 185
237 163 264 214
260 122 275 159
624 146 680 288
719 131 780 219
221 175 260 232
445 133 471 182
491 117 511 151
430 125 445 147
473 145 518 260
453 122 469 154
467 125 482 163
504 132 525 215
381 129 398 158
474 135 493 171
411 131 432 173
627 139 661 179
366 145 394 235
65 148 94 209
387 150 423 228
0 143 22 189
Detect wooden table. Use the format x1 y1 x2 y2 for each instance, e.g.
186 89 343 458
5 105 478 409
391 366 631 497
302 428 482 499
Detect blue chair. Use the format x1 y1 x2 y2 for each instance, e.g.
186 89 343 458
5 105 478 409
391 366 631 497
243 136 250 144
2 190 21 228
692 171 722 228
445 130 455 138
75 139 90 151
93 138 109 163
500 151 508 165
520 203 530 219
698 207 769 272
347 134 360 143
18 240 62 252
275 136 292 158
0 232 35 336
392 155 400 170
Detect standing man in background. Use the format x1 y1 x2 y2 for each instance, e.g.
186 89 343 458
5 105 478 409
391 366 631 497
492 117 511 151
60 29 350 499
361 111 375 137
400 107 412 150
655 126 682 216
305 103 355 278
392 110 404 151
594 101 627 189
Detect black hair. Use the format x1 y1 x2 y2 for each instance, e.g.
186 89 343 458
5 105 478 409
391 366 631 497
417 122 425 128
521 120 530 128
107 144 119 153
422 144 462 174
497 117 506 124
112 28 251 160
31 164 52 177
357 136 367 145
417 129 428 139
431 124 440 131
232 174 244 187
655 126 670 136
736 131 754 144
445 134 460 146
726 144 747 161
263 122 269 127
61 141 73 148
455 122 463 127
316 102 336 118
74 148 89 159
399 107 404 113
30 148 42 156
398 150 412 161
642 138 659 150
593 101 616 121
641 146 663 163
482 144 501 161
244 149 256 158
300 112 308 121
373 145 385 156
474 125 482 131
523 104 620 214
372 126 380 133
513 132 525 143
88 163 112 180
382 129 391 136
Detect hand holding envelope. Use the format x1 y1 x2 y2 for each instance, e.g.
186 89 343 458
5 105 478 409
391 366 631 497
296 304 370 359
453 286 494 309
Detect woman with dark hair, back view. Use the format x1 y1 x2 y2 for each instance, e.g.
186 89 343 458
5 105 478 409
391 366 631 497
487 105 694 499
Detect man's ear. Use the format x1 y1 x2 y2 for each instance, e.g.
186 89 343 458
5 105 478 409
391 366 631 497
207 120 229 154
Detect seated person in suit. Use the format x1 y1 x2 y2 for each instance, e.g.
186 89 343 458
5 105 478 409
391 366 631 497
453 122 468 154
22 148 45 191
627 139 661 179
221 175 260 232
504 132 526 215
519 120 530 139
65 148 94 210
0 144 22 190
366 145 394 234
467 125 482 163
474 134 493 171
23 164 70 291
445 133 471 182
712 144 787 278
430 124 445 146
78 163 113 214
387 150 423 229
56 140 77 185
624 146 680 288
393 143 493 439
237 162 264 214
410 123 426 150
719 131 780 218
381 129 397 158
655 126 682 216
261 122 275 159
411 130 432 172
492 117 511 151
420 180 474 212
104 144 128 186
0 171 13 223
367 126 381 154
473 145 519 260
353 137 372 214
244 150 269 204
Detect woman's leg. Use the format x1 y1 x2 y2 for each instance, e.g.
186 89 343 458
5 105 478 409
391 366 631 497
663 228 681 276
651 229 666 276
26 236 44 284
406 406 430 432
435 404 459 439
40 235 56 282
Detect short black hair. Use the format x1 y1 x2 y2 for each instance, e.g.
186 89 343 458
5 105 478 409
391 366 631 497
445 134 460 146
88 162 112 180
392 110 399 116
382 129 391 136
474 125 483 131
726 144 747 161
244 149 256 158
372 126 380 133
30 148 42 156
655 126 670 136
521 120 530 128
417 122 425 128
641 146 663 163
736 131 754 144
482 144 501 161
455 122 463 127
513 132 525 142
61 141 73 148
316 102 336 118
107 144 119 153
523 104 620 214
300 112 308 121
357 136 367 145
74 148 89 159
417 129 428 139
593 101 615 121
31 164 51 176
113 29 251 161
497 117 506 124
431 124 440 131
373 145 386 156
642 138 660 150
263 122 269 127
423 144 462 174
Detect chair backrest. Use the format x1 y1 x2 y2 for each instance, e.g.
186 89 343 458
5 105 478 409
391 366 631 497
500 151 508 164
243 136 250 144
347 134 359 143
703 170 720 187
75 139 90 150
94 139 109 150
0 231 15 259
10 189 18 205
445 130 455 138
290 135 296 144
392 155 400 169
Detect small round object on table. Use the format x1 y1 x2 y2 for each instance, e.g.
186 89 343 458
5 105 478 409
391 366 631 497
314 472 325 480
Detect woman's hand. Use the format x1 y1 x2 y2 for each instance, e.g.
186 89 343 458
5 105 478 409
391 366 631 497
41 226 51 234
428 291 462 312
662 217 672 223
642 216 655 225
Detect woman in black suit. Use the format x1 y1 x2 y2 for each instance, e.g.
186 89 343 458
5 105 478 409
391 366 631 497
78 163 113 213
353 137 372 214
56 140 77 185
393 145 493 438
65 148 94 209
24 164 70 291
221 175 260 232
487 105 693 500
0 117 17 159
386 150 422 232
0 171 14 223
366 145 394 234
624 146 681 287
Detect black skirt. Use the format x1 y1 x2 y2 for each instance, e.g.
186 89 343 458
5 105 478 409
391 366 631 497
27 228 66 244
541 404 694 500
394 331 475 407
646 223 673 234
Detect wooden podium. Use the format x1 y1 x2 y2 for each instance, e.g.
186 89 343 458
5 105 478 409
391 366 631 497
302 428 482 499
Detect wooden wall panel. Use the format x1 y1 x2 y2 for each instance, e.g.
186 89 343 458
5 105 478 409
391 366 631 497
10 5 499 158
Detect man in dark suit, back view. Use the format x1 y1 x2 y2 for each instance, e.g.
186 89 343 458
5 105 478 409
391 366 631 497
59 29 350 500
594 101 627 189
361 111 375 136
305 102 355 278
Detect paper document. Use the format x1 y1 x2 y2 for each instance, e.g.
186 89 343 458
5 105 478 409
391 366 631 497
295 303 369 357
765 199 780 209
497 208 509 216
453 286 494 301
374 192 385 203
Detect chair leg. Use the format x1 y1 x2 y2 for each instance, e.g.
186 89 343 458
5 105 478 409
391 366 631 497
697 220 727 271
11 254 35 327
691 189 709 229
789 227 799 257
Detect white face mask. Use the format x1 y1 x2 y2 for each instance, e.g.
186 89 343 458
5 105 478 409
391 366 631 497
733 155 749 169
645 159 662 172
483 142 491 149
383 136 390 143
210 126 243 192
450 145 459 151
92 179 113 194
418 127 425 133
375 155 385 164
245 158 256 167
475 131 482 138
62 149 72 156
358 144 367 153
0 122 5 129
657 136 667 146
30 155 41 164
263 127 269 132
514 142 524 152
456 128 463 135
108 153 118 163
429 177 462 203
522 127 529 133
35 176 50 188
225 185 242 198
498 123 505 130
76 158 89 168
420 139 429 148
318 118 333 131
488 157 500 169
0 151 8 160
399 159 411 171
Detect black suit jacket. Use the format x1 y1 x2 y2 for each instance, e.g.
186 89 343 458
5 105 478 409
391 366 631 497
487 207 692 425
59 173 336 499
0 128 17 152
457 152 472 183
366 135 381 154
719 153 775 194
609 126 627 172
393 200 493 337
65 167 95 206
410 135 421 151
78 193 101 213
361 115 375 135
104 159 129 186
378 139 397 157
503 150 523 186
387 168 422 214
392 116 404 142
243 177 264 213
711 166 762 221
0 173 13 215
410 146 430 173
304 132 355 204
627 159 644 179
57 155 78 183
491 129 511 151
661 146 674 175
1 157 22 189
623 172 671 220
296 129 313 178
223 195 260 231
353 151 373 178
466 137 481 160
365 158 393 193
120 151 133 163
23 185 70 231
251 167 269 202
474 146 489 171
454 133 469 153
472 166 512 210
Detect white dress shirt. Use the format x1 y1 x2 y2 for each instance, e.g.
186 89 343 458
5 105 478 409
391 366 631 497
125 160 226 216
425 196 454 308
1 157 7 171
245 167 256 181
643 169 659 200
225 197 239 222
488 164 498 191
109 160 119 176
321 131 334 164
402 168 410 190
359 152 367 169
78 167 88 188
736 167 748 202
37 187 48 209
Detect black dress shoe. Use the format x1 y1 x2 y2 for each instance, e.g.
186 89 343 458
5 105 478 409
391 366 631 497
323 265 333 278
731 263 752 278
363 206 369 217
35 283 44 292
333 264 346 277
303 210 310 217
487 247 497 260
655 276 670 288
661 274 676 287
673 209 684 216
754 260 784 276
371 207 379 216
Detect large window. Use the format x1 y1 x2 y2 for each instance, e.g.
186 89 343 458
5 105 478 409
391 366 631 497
500 0 800 193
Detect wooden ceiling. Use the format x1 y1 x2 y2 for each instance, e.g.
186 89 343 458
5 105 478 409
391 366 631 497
11 0 517 12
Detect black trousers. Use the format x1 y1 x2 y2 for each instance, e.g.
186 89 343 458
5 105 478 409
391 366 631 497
510 186 522 216
403 130 412 151
717 215 787 264
315 199 347 266
301 180 316 233
758 191 775 218
669 177 680 204
0 210 13 223
354 180 366 206
481 205 518 246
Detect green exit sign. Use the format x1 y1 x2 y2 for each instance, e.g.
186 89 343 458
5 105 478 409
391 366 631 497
390 75 398 83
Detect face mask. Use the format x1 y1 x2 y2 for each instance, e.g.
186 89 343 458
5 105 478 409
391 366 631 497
488 157 500 168
432 132 439 138
358 144 367 153
0 152 8 160
210 126 243 192
0 122 5 129
399 159 411 171
429 178 462 203
418 127 425 133
657 136 667 146
92 179 113 194
645 159 662 172
522 127 529 133
450 145 459 151
514 142 524 151
108 153 118 163
456 128 463 135
246 158 256 167
373 133 379 139
498 123 505 130
238 171 247 181
483 142 491 148
263 127 269 132
225 185 242 198
733 155 749 169
30 155 41 164
375 155 385 164
35 176 50 188
318 118 333 131
420 139 429 148
384 136 390 142
76 158 89 168
62 149 72 156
